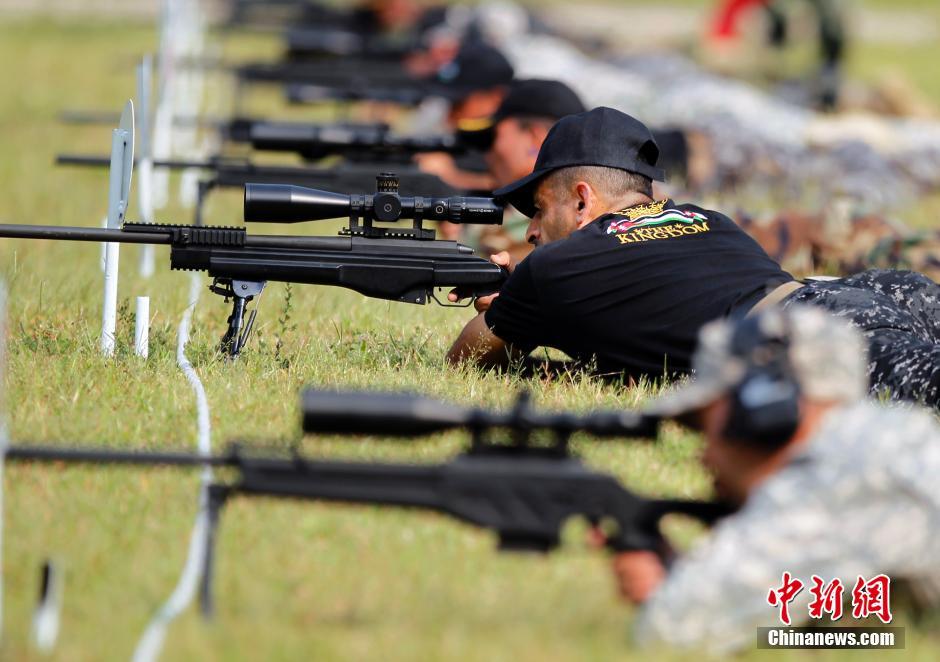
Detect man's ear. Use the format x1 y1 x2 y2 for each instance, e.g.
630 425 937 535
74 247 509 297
523 124 550 156
574 181 595 227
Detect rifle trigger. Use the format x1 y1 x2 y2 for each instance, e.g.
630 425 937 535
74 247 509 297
429 289 473 308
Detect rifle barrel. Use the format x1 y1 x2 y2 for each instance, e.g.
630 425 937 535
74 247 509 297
0 224 171 244
0 222 478 255
5 445 230 467
57 154 211 169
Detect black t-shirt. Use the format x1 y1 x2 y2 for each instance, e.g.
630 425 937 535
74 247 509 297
484 200 792 379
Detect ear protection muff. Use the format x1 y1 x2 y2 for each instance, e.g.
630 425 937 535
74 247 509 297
723 315 801 448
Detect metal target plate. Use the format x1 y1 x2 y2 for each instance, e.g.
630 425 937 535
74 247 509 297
118 98 135 219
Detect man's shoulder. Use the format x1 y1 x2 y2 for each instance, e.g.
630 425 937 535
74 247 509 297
752 401 940 509
606 198 730 221
668 200 733 222
808 401 940 457
600 198 734 234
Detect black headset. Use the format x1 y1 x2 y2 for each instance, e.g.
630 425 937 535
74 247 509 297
723 314 801 448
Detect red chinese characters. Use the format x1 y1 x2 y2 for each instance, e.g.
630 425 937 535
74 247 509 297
808 575 844 620
851 574 893 624
767 572 805 625
768 573 892 625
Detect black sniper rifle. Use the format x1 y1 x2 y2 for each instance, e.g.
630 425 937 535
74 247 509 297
57 118 464 163
284 80 429 106
0 173 505 355
5 388 732 617
55 155 462 226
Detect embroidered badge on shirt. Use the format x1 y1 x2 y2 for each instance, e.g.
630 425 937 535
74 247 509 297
606 207 710 244
619 199 667 220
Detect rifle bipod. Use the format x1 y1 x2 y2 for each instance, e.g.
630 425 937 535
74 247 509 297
198 483 231 618
210 278 266 357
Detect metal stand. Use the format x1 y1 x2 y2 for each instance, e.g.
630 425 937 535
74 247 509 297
210 279 266 357
198 485 229 619
101 100 135 357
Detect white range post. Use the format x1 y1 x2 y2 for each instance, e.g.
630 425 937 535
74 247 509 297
151 0 174 216
174 0 208 211
134 296 150 358
101 101 135 357
136 55 156 278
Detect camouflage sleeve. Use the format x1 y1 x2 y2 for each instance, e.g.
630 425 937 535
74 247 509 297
633 442 940 654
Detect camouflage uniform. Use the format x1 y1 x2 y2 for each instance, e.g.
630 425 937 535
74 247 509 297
733 209 940 283
640 307 940 653
636 400 940 653
783 270 940 409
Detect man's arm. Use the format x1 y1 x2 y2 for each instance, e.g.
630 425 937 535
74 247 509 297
446 312 520 368
446 251 536 370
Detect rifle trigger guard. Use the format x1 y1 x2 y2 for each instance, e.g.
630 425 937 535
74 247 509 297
429 288 474 308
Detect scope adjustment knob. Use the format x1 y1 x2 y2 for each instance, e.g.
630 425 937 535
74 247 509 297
376 172 400 194
373 192 402 222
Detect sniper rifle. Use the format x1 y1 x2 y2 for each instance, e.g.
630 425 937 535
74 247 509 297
0 173 505 356
56 115 464 163
5 388 732 617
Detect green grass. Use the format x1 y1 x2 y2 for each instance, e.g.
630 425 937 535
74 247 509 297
0 14 937 662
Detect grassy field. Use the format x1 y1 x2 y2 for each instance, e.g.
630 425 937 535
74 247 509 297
0 11 937 662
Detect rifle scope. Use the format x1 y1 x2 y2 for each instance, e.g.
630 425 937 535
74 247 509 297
244 173 503 226
301 389 660 440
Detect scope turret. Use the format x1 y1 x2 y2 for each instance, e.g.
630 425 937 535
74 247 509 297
244 173 503 240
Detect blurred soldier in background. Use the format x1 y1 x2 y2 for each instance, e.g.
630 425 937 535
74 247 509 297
707 0 846 109
414 40 515 195
458 78 587 261
614 305 940 653
734 207 940 283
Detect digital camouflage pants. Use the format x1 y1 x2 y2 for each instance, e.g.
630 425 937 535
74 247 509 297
784 269 940 409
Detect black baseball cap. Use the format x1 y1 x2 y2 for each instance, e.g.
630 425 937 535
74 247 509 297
427 42 514 102
456 79 586 150
493 107 666 217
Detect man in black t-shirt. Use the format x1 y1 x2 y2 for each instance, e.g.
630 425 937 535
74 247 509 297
447 106 792 380
446 107 940 407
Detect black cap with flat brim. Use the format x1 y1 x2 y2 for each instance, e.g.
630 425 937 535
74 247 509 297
493 106 666 217
425 42 513 102
457 79 587 151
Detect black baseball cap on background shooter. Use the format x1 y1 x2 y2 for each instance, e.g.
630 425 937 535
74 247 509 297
456 79 586 150
427 42 514 102
493 106 666 217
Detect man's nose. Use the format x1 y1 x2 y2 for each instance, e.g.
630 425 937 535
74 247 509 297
526 220 540 245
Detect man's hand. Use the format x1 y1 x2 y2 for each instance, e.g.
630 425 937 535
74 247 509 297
414 153 496 191
413 152 459 182
447 251 515 310
611 550 667 604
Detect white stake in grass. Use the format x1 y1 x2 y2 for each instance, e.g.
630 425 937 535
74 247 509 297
101 100 134 357
136 56 155 279
134 296 150 358
31 560 63 654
